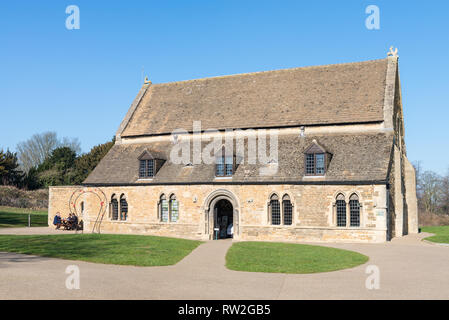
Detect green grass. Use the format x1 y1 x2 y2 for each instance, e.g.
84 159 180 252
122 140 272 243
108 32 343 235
0 206 48 228
0 234 202 266
226 241 369 274
421 226 449 244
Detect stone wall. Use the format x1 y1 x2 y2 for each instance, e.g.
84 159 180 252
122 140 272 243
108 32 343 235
49 183 388 243
393 145 404 237
404 157 418 233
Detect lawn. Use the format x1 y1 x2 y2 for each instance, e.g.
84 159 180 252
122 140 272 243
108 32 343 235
0 206 48 228
226 241 368 274
0 234 203 266
421 226 449 244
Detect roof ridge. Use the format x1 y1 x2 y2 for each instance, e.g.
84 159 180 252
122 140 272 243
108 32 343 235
151 58 388 87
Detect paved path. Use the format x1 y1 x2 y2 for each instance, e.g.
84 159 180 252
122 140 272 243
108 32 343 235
0 227 448 299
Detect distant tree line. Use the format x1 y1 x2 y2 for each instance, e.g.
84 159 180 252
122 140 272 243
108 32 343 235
0 131 114 190
414 161 449 215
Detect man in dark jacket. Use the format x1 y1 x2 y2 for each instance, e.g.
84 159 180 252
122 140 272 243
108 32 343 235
72 214 78 230
53 212 62 229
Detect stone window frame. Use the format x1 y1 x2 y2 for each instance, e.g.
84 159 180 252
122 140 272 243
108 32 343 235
267 192 295 226
158 193 180 223
282 194 293 225
169 193 179 223
119 193 128 221
335 193 347 227
332 192 364 228
109 193 128 222
349 193 361 227
158 194 169 222
109 194 119 221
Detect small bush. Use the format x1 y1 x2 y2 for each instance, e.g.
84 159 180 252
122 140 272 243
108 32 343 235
0 186 48 210
419 211 449 227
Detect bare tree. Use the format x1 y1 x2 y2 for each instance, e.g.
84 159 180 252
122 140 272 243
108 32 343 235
17 132 58 173
16 132 81 173
440 169 449 215
413 161 423 202
420 171 443 214
414 162 449 221
60 136 81 154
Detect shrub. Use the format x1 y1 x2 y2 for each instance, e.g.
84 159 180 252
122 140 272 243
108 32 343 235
0 186 48 209
419 210 449 227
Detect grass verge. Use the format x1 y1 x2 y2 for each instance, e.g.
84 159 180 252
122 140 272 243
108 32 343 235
0 206 48 228
421 226 449 244
0 234 202 266
226 241 368 274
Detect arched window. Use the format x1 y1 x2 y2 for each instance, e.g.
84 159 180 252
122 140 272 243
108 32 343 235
269 193 294 226
120 194 128 221
349 194 360 227
336 194 346 227
110 194 118 220
270 194 281 225
159 194 169 222
169 194 179 222
282 194 293 225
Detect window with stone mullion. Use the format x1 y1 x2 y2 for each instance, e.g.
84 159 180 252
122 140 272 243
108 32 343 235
216 156 233 177
139 159 154 178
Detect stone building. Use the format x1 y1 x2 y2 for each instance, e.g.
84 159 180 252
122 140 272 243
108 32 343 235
48 52 418 243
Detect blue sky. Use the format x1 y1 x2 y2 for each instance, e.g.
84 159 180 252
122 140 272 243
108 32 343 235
1 0 448 174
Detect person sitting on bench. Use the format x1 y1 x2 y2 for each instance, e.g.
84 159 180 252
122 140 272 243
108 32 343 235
53 212 62 230
72 214 78 230
63 214 73 230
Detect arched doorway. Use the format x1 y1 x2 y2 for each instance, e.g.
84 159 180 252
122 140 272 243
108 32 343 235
214 199 233 239
204 189 239 240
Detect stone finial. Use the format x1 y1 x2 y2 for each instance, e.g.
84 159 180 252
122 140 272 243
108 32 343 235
387 46 399 58
299 126 305 138
144 76 151 85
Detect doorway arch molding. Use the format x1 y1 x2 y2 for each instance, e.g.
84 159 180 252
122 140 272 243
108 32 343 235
203 189 240 239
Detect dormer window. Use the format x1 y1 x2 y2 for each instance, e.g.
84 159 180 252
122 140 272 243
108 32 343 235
216 155 234 177
138 150 165 179
306 153 325 175
139 159 154 178
215 146 236 177
304 140 331 176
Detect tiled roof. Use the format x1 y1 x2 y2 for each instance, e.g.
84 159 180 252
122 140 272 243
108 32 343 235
121 59 388 137
83 133 393 184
